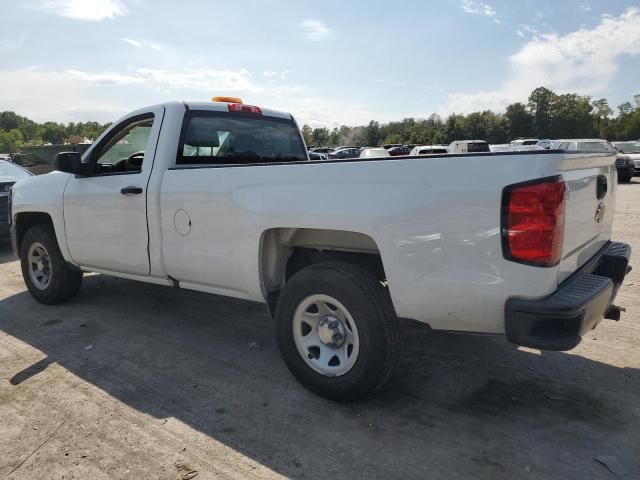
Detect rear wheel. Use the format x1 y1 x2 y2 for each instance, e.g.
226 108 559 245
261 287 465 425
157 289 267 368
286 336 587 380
20 225 83 304
275 261 399 401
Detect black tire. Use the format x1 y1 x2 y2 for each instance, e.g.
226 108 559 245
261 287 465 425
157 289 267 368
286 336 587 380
619 174 632 183
20 225 83 304
275 261 400 402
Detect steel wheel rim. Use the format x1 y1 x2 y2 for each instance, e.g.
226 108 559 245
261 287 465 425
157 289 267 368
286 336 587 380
27 242 52 290
293 294 360 377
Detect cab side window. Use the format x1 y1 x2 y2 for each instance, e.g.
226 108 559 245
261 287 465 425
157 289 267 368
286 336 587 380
92 116 154 174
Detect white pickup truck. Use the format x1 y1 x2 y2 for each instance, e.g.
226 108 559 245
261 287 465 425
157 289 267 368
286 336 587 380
8 98 631 401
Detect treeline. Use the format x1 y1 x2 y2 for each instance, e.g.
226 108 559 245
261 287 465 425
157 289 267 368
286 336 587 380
300 87 640 147
0 111 111 152
2 86 640 153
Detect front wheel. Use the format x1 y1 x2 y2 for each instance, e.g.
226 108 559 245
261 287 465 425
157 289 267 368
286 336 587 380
275 261 400 402
19 225 83 304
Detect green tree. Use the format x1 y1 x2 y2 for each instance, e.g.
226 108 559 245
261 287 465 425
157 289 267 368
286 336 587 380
551 93 594 138
300 124 313 146
527 87 555 138
592 98 613 137
504 102 533 140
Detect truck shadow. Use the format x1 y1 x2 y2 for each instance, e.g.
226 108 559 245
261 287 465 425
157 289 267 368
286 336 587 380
0 238 16 265
1 272 639 479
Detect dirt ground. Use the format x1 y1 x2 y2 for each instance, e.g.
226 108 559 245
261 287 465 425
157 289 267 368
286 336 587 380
1 183 639 480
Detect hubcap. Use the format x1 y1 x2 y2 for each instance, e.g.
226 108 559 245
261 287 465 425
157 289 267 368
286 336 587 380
317 316 346 348
27 242 52 290
293 294 360 377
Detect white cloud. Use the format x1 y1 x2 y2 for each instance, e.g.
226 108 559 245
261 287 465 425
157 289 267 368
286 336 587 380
35 0 128 21
440 7 640 114
122 37 142 48
121 37 163 51
0 33 27 49
0 65 387 127
516 24 539 38
0 67 129 122
0 66 264 122
263 70 289 80
461 0 496 17
300 19 331 41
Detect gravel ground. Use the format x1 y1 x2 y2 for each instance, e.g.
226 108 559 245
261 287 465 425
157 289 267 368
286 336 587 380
1 182 639 480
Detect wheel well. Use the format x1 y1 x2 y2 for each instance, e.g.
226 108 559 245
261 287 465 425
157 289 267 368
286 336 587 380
260 228 387 315
285 248 385 283
15 212 54 253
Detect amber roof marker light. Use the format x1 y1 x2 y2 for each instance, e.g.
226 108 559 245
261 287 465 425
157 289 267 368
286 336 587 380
212 96 243 103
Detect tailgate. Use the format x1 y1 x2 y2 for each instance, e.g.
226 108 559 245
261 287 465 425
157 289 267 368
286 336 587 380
557 152 617 283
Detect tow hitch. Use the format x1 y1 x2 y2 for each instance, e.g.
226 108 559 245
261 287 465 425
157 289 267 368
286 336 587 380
605 305 626 321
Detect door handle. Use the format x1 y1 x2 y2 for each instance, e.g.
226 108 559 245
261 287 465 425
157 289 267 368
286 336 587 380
121 186 143 195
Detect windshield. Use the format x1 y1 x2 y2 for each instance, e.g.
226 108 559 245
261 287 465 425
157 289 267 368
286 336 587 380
615 142 640 154
0 161 31 179
577 141 615 152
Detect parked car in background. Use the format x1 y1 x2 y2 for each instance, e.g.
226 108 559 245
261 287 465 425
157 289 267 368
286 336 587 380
556 139 630 183
387 146 411 156
308 152 328 161
536 139 555 149
328 147 361 159
410 145 449 155
448 140 490 153
382 144 403 150
359 148 390 159
510 139 539 147
510 144 544 152
615 153 635 182
0 154 13 162
309 147 334 155
490 144 511 152
0 160 33 236
555 139 614 152
613 141 640 176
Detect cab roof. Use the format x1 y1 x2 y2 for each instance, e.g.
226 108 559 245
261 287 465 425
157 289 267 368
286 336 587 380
184 101 293 120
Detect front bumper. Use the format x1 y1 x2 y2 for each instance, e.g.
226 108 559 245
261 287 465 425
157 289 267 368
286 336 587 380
505 241 631 351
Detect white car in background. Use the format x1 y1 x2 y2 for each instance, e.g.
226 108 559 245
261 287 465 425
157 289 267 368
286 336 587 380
510 139 539 147
613 141 640 175
490 144 511 152
409 145 448 155
359 147 390 159
509 138 543 151
448 140 490 153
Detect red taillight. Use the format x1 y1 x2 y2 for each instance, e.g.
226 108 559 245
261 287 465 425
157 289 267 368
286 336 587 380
502 177 565 267
228 103 262 115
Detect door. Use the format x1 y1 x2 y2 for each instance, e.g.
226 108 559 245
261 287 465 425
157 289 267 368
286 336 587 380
63 107 164 275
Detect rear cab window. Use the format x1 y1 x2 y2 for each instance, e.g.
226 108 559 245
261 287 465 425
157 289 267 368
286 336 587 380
177 111 307 166
467 142 490 153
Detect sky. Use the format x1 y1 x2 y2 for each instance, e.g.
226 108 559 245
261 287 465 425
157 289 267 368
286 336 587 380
0 0 639 127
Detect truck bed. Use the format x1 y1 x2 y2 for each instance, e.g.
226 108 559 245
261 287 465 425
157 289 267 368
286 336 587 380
157 149 616 334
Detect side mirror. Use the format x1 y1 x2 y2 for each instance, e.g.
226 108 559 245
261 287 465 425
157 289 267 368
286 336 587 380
53 152 85 175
